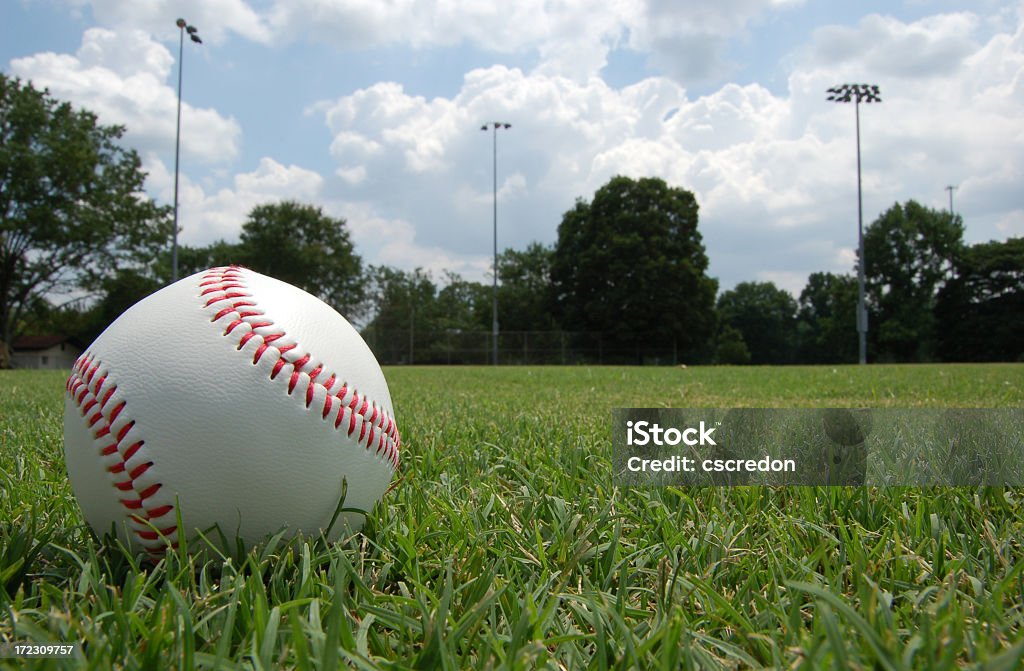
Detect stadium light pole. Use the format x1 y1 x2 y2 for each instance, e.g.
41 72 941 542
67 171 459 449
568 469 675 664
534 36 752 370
172 18 202 283
945 184 957 217
481 122 511 366
827 83 881 365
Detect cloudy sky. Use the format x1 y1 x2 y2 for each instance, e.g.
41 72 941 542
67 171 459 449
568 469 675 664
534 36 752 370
2 0 1022 296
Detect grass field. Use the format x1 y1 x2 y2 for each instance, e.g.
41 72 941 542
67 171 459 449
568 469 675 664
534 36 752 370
2 364 1024 669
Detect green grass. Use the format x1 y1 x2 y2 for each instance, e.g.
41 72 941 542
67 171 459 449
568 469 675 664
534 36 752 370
2 364 1024 669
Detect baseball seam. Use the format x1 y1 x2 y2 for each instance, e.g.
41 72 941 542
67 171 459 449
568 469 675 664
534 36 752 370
198 266 401 471
66 266 401 553
67 355 177 553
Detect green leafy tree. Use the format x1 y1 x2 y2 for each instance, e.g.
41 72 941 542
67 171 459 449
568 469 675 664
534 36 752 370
864 200 963 361
497 242 557 332
934 238 1024 362
436 271 489 331
362 267 439 363
797 272 858 364
551 175 717 363
172 240 245 279
0 74 170 365
714 325 751 365
717 281 798 364
235 201 364 319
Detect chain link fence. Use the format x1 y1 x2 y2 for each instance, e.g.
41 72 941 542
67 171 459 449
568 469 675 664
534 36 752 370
363 329 686 365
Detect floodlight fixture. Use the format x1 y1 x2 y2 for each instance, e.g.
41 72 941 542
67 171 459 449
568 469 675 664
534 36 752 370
826 83 882 104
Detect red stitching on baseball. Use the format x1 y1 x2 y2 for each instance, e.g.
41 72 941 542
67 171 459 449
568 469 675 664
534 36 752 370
198 266 401 470
123 441 143 461
102 386 118 408
137 483 162 499
135 526 178 541
115 421 135 443
66 357 177 552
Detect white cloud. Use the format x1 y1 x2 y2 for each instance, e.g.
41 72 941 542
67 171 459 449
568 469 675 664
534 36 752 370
146 155 324 244
267 0 632 79
10 27 240 164
67 0 272 44
811 12 980 78
264 0 801 83
340 205 489 280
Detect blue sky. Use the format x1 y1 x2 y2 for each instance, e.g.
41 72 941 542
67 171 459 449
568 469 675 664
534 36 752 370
2 0 1022 297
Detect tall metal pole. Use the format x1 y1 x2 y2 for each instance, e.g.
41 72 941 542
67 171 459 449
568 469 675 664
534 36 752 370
172 22 185 283
855 97 866 366
827 84 880 365
492 125 498 367
481 122 511 366
172 19 201 283
946 185 956 216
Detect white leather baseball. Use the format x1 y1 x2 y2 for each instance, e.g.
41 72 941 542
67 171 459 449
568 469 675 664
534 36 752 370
63 266 400 554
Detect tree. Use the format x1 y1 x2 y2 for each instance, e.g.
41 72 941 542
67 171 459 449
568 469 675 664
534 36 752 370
934 238 1024 362
716 281 798 364
797 272 858 364
235 201 364 319
362 267 439 363
864 200 963 362
0 75 170 365
172 240 245 280
497 242 557 332
714 325 751 365
550 175 717 363
436 271 489 332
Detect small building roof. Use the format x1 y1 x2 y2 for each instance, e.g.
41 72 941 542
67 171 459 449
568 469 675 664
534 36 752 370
12 335 84 351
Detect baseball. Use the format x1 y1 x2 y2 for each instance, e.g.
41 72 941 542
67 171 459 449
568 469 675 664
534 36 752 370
63 266 401 554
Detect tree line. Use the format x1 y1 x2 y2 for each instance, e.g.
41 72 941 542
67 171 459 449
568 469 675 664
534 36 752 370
3 74 1021 366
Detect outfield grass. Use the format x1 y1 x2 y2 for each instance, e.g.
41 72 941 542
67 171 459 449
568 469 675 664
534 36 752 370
1 364 1023 669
